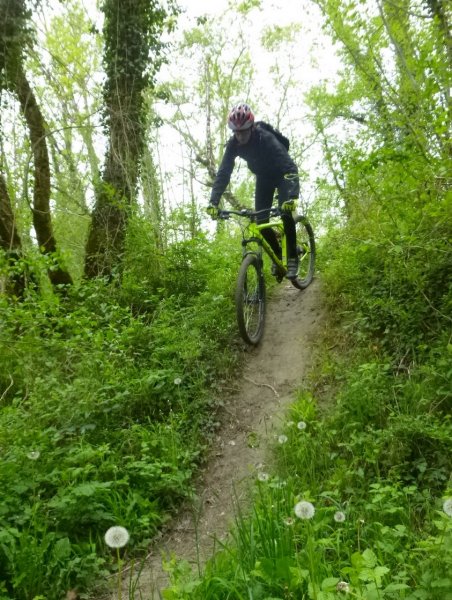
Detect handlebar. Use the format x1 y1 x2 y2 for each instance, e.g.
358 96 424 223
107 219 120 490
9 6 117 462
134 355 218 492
218 206 281 220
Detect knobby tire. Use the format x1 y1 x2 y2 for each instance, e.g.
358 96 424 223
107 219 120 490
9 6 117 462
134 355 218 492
291 216 316 290
235 253 266 345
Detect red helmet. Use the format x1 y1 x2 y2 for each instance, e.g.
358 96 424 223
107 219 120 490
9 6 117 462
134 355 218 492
227 103 255 131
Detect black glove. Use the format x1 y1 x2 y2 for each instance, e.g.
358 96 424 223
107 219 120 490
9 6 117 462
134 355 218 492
281 200 297 212
206 204 220 219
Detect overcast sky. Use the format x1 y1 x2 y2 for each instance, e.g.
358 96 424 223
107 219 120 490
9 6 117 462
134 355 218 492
46 0 343 212
156 0 343 209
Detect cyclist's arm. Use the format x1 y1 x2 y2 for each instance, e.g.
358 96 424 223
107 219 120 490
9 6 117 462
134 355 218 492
210 142 237 206
261 129 299 198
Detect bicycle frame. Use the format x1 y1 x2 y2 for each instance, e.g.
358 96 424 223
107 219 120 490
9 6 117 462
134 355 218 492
242 220 287 273
219 205 316 345
219 207 290 275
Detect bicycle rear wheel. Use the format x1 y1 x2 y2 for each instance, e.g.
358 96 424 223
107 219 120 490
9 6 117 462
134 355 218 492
235 253 266 345
291 216 316 290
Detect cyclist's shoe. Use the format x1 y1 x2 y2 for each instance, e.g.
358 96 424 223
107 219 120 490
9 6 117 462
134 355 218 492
270 262 284 282
286 257 299 280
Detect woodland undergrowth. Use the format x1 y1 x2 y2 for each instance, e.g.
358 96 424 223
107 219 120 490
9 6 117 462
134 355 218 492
163 188 452 599
0 221 244 599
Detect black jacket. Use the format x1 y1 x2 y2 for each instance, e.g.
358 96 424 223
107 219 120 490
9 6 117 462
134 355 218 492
210 127 299 206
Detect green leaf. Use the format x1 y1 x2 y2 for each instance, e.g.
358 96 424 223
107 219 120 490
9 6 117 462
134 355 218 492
362 548 378 568
383 583 410 592
321 577 340 591
431 578 452 588
52 537 71 561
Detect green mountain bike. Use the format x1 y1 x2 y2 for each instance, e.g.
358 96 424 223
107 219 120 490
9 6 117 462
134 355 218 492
218 206 316 345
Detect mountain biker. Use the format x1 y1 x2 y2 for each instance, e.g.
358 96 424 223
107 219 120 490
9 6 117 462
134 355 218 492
207 103 300 279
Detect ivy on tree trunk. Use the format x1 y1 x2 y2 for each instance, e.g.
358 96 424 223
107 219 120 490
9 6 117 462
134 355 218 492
84 0 174 278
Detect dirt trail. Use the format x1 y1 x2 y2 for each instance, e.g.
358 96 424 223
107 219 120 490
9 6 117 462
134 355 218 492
112 278 324 599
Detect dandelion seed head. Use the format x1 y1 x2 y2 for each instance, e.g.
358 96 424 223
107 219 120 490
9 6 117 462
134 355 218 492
27 451 40 460
297 421 307 430
278 434 288 445
294 500 315 520
284 517 294 526
173 377 182 386
443 498 452 517
104 526 130 548
257 472 269 482
334 511 346 523
336 581 350 593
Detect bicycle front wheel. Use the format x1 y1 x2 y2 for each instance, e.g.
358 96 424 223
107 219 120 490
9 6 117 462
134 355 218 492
291 216 316 290
235 253 266 345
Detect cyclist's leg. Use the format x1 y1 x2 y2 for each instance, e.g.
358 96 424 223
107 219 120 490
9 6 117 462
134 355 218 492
255 177 281 259
277 177 297 259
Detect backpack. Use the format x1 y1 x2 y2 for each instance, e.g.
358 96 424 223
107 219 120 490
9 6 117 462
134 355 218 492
255 121 290 150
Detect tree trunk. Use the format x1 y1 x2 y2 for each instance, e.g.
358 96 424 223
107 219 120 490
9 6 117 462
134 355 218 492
0 171 27 297
84 0 152 279
14 65 73 286
0 171 21 252
84 149 133 279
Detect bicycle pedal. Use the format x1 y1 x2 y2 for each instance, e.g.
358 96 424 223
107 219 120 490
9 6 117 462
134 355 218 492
271 267 284 282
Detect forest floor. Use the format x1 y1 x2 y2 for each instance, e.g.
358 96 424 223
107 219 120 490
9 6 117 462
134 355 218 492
109 278 325 599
